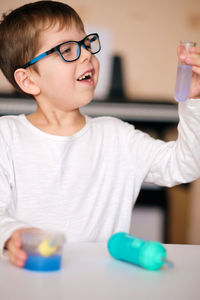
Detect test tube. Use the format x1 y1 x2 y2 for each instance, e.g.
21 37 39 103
174 41 196 102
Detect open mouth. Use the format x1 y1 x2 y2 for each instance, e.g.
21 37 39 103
77 71 93 82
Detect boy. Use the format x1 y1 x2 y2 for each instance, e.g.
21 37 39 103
0 1 200 268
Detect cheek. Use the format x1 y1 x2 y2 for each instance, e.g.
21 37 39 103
93 56 100 76
41 64 75 89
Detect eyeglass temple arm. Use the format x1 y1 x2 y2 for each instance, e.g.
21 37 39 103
22 48 56 68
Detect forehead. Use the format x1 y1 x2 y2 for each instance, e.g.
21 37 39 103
38 22 86 52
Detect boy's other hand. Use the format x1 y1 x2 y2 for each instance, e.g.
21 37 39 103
178 45 200 99
4 228 33 268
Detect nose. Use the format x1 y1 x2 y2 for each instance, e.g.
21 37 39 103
79 45 92 62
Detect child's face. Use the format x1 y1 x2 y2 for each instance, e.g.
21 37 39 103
31 22 100 111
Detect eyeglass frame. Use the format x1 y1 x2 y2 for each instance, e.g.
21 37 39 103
21 33 101 69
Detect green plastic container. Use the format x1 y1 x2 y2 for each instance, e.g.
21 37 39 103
108 232 167 271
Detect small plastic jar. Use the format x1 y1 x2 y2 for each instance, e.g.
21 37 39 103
21 229 66 272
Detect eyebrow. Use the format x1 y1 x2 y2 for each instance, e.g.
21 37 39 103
51 33 87 49
52 39 68 47
37 39 72 57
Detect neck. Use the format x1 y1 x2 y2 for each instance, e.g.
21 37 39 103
26 106 86 136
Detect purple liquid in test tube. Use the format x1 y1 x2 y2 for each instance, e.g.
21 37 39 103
174 41 196 103
174 65 192 102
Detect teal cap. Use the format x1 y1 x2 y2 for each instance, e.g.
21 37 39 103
139 241 167 270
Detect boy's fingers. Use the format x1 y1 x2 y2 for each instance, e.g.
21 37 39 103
185 56 200 67
8 242 27 260
6 228 39 268
11 227 30 248
7 253 17 266
8 252 18 266
177 46 200 63
189 47 200 54
5 228 40 268
192 66 200 75
7 247 27 267
13 235 22 248
177 45 185 56
6 234 21 250
6 230 27 268
8 252 25 267
16 259 26 268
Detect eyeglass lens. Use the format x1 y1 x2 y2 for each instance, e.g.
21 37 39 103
59 34 100 62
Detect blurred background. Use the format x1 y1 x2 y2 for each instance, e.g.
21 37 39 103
0 0 200 244
1 0 200 99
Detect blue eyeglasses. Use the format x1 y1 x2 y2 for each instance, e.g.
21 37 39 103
21 33 101 69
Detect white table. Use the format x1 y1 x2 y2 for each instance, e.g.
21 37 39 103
0 243 200 300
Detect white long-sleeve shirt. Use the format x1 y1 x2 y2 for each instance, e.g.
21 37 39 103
0 100 200 257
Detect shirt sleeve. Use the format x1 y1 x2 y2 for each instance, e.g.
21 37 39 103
124 99 200 187
0 131 28 259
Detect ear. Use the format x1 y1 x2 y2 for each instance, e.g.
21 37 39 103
14 68 40 96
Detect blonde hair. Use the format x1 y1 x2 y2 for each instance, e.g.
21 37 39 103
0 1 84 94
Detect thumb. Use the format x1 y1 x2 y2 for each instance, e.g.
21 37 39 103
12 228 26 248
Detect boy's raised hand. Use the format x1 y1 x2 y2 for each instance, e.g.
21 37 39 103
4 228 33 268
178 45 200 99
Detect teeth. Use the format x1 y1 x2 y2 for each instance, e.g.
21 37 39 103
78 72 92 81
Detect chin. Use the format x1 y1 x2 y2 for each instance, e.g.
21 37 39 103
80 92 95 107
